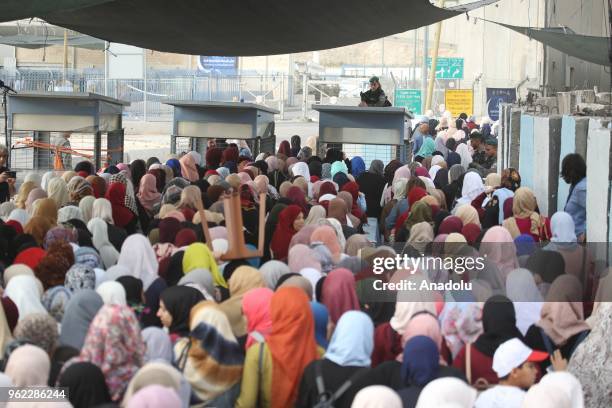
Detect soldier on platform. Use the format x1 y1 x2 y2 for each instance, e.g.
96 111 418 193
359 76 391 107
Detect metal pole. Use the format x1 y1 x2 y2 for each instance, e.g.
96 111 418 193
265 55 269 101
302 71 308 121
412 30 418 84
421 26 429 113
381 37 385 75
104 42 108 96
63 29 68 87
426 0 445 112
143 50 147 122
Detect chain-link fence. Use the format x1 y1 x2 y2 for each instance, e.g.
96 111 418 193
0 69 294 122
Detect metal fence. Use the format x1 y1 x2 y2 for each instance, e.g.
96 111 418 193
0 69 294 121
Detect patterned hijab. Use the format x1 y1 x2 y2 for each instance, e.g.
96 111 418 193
109 172 138 214
75 304 145 401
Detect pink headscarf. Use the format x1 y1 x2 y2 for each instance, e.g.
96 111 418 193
179 154 199 182
393 165 411 183
137 174 161 212
322 268 360 323
254 175 269 195
415 167 430 178
25 188 48 212
163 210 186 223
243 287 274 350
289 225 317 250
126 385 181 408
311 225 341 262
397 312 443 362
288 244 322 273
116 163 131 179
238 172 252 184
479 226 519 280
209 226 228 240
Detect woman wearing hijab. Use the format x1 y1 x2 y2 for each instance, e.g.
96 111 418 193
183 242 226 290
524 275 590 370
106 182 136 231
297 311 374 408
137 173 161 216
544 211 594 298
59 289 104 350
454 171 484 210
479 226 519 280
356 159 385 218
236 287 318 408
242 287 273 350
166 158 182 178
4 275 47 320
270 205 305 261
416 137 436 158
87 218 120 268
5 344 51 387
47 177 70 208
259 260 290 289
58 362 112 408
157 286 204 343
503 187 551 241
117 234 159 291
321 268 360 325
415 377 477 408
455 203 481 227
218 266 265 339
23 215 53 246
568 302 612 408
69 304 145 401
452 295 523 387
506 268 544 335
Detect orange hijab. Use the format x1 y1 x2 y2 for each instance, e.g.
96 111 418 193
268 287 318 408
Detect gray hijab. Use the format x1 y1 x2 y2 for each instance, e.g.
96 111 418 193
369 160 384 177
59 289 104 350
259 260 291 289
321 163 332 180
449 164 466 183
142 327 174 363
178 268 215 299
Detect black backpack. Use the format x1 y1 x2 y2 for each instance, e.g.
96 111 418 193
312 360 367 408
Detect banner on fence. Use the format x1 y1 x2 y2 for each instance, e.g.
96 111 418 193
394 89 422 114
486 88 517 121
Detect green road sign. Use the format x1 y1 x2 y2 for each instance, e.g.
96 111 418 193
394 89 422 114
426 57 464 79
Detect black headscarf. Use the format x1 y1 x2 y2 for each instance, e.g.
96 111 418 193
116 276 144 306
433 168 449 189
308 161 322 178
74 161 95 176
473 295 523 357
160 286 204 336
433 210 450 236
526 250 566 283
130 159 147 191
383 159 402 185
58 362 112 408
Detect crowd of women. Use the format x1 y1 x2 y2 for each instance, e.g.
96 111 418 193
0 121 608 408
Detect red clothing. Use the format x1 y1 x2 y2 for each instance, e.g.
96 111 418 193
371 322 402 368
515 216 551 242
452 345 498 386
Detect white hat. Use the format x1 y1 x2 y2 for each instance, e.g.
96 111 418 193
493 338 548 378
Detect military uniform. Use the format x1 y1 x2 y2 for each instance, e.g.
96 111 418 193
360 88 389 107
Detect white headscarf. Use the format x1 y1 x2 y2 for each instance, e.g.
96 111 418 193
79 195 96 223
0 202 16 221
96 281 127 305
539 372 584 408
352 386 402 408
428 164 442 180
455 143 472 169
4 275 46 321
58 205 83 223
522 382 572 408
92 198 114 224
291 161 312 196
24 172 41 186
506 268 544 335
117 234 159 290
88 218 120 268
41 171 57 192
550 211 577 243
455 171 484 207
299 268 323 300
416 378 477 408
7 209 29 227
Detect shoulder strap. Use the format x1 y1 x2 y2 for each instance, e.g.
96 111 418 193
465 343 472 385
568 330 590 358
539 327 554 354
256 342 265 408
327 367 369 405
314 359 328 402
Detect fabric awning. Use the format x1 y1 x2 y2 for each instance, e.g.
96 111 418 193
0 0 496 56
494 22 610 66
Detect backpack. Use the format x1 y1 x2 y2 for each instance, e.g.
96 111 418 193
312 360 367 408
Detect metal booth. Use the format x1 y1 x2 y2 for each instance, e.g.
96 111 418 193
7 92 129 172
164 101 279 157
313 105 413 164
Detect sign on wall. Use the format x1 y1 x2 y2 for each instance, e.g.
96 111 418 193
486 88 517 121
394 89 422 114
445 89 473 117
426 57 464 79
198 56 237 74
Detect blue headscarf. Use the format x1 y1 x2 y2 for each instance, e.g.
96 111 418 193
311 301 329 349
324 310 373 367
446 151 461 168
165 159 182 177
514 234 536 257
416 137 436 158
350 157 366 179
245 244 261 268
401 335 439 386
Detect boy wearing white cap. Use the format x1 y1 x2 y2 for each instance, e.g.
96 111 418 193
475 338 548 408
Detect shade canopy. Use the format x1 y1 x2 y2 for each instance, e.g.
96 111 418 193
495 21 610 66
0 0 496 56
